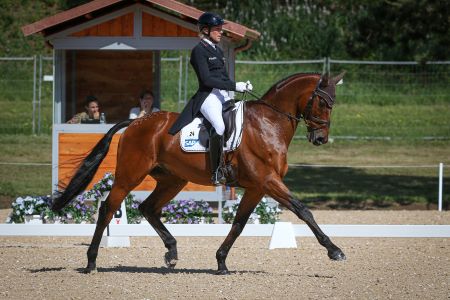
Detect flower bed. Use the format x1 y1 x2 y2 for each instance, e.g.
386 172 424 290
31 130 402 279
222 195 281 224
7 173 281 225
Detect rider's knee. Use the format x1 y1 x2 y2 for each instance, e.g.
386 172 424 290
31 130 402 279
214 122 225 135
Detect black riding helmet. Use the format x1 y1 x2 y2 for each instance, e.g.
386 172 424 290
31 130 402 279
198 12 225 35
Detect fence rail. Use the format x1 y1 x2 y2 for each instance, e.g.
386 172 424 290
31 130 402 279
0 56 449 137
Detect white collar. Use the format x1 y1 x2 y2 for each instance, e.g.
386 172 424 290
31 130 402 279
202 38 217 49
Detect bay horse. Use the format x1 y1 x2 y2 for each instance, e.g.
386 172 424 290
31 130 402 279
52 72 346 274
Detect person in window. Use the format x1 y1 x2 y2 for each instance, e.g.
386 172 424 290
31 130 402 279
168 12 253 185
129 90 160 119
67 95 100 124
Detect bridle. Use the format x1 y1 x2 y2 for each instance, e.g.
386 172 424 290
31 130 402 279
246 75 336 132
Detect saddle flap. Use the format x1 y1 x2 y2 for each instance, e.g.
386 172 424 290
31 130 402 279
180 101 245 153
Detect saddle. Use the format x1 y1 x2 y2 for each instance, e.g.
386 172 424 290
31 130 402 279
180 100 244 153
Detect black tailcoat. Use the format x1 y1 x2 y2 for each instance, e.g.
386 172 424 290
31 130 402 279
168 40 236 135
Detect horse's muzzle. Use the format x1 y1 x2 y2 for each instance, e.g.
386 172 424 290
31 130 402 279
308 131 328 146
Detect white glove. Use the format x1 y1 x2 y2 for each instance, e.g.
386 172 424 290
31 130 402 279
235 82 247 92
245 80 253 91
235 81 253 92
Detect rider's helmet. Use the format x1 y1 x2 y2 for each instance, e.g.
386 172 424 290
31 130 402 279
198 12 225 34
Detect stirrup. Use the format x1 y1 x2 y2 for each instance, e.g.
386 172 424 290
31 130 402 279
211 168 226 185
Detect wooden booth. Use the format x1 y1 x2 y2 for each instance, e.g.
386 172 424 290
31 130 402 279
22 0 260 200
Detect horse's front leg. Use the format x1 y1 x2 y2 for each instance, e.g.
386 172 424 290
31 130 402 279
216 188 264 275
264 175 346 261
139 176 187 269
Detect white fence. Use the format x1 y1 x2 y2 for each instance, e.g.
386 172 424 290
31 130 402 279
1 223 450 238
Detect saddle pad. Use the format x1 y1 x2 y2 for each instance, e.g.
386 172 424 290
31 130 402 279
180 101 244 152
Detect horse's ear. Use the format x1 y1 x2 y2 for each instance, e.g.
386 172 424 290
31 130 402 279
332 71 346 85
320 72 330 87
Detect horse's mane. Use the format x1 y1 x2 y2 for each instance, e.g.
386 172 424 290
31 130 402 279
260 72 321 99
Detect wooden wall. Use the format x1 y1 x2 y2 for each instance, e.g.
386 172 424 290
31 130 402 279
71 12 134 37
65 50 153 123
142 12 197 37
58 133 216 192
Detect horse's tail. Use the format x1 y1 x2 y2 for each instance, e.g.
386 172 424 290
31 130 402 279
51 119 133 212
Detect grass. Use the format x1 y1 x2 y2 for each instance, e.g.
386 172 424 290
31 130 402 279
0 135 52 205
0 134 448 210
0 57 449 209
285 139 449 209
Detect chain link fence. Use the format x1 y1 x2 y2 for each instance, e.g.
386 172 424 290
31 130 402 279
0 56 449 138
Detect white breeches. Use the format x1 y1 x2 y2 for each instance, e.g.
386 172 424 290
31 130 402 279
200 89 231 136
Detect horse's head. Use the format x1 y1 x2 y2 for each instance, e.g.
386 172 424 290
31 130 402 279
302 72 345 146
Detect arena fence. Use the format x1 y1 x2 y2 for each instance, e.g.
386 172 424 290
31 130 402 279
1 56 449 139
1 223 450 239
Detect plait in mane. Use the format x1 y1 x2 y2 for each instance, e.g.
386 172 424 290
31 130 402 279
275 72 321 91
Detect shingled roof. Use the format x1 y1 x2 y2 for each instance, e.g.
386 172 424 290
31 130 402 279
22 0 260 42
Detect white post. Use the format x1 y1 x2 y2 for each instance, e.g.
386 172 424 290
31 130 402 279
438 163 443 212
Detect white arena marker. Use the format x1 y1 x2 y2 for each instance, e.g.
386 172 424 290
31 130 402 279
269 222 297 249
100 201 130 247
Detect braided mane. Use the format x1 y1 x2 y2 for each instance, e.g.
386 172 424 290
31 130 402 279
261 72 321 99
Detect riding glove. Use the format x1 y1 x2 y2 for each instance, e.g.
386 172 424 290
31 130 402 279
235 81 253 92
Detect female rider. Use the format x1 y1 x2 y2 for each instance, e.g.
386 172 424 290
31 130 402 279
169 12 252 185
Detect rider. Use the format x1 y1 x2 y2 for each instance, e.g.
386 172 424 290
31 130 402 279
168 12 253 185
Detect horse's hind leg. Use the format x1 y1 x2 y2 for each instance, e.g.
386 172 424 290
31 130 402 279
138 172 187 269
85 184 131 273
264 175 346 261
216 188 264 274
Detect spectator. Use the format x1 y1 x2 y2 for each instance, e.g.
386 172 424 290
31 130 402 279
129 90 160 119
67 95 100 124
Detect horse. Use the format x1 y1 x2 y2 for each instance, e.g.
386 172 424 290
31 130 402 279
52 71 346 275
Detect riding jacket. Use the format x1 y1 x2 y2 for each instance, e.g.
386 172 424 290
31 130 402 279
168 40 236 135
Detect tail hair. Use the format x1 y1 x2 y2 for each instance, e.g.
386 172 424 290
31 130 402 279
51 120 132 212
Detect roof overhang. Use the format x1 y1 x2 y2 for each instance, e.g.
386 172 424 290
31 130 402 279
22 0 260 43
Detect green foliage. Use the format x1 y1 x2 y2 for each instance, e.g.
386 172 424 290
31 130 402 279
182 0 449 61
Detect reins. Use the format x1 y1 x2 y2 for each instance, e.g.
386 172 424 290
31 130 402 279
245 90 303 123
242 75 335 131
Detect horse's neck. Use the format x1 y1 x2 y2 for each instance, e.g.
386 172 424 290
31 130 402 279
257 75 318 141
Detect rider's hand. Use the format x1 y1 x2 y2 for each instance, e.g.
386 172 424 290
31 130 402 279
235 82 247 92
245 81 253 92
236 81 253 92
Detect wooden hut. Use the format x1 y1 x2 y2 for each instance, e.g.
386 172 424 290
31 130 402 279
22 0 260 200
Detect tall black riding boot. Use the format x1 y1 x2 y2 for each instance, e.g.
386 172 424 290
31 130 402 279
209 129 226 185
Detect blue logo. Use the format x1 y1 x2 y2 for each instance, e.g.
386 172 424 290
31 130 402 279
184 139 199 147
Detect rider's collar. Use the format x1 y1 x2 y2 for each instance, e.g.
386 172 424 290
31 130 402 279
202 38 216 49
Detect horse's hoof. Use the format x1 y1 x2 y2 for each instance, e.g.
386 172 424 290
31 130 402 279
215 269 230 275
164 253 178 269
329 249 346 261
83 267 97 274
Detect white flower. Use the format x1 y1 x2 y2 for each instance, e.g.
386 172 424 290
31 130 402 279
15 197 24 205
24 196 33 202
107 179 113 186
25 208 34 215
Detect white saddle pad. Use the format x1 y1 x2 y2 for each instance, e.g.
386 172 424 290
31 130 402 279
180 101 244 152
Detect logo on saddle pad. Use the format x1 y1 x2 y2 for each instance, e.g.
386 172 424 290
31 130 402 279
184 138 199 148
180 101 245 153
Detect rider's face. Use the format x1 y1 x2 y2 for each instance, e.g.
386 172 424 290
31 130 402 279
209 25 223 43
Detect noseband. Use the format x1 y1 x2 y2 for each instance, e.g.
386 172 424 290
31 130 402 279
303 77 335 132
249 75 335 132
